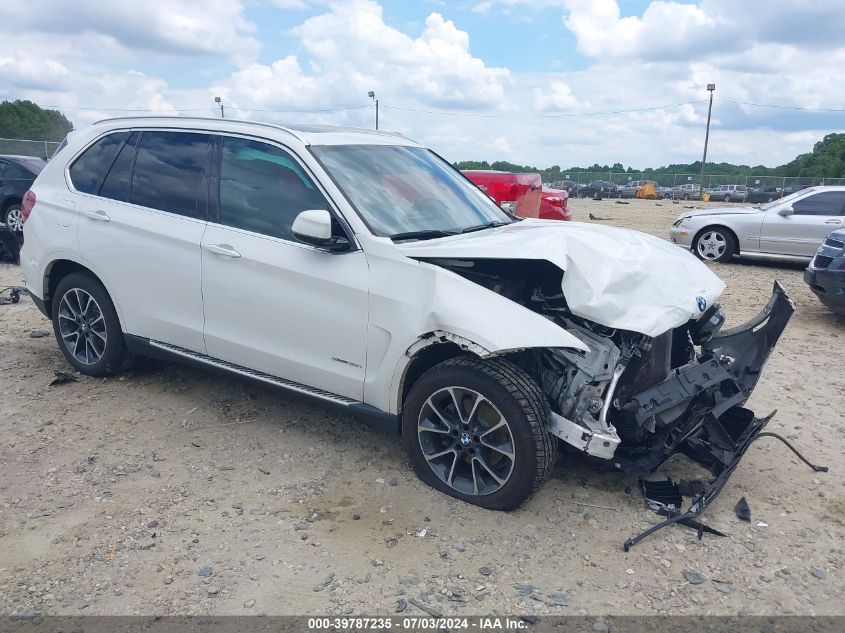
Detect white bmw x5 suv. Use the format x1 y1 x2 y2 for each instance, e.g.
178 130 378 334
21 117 794 514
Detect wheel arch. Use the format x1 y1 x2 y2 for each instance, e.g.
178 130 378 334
395 336 479 416
43 258 125 328
2 196 22 213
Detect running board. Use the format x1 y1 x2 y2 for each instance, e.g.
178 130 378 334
150 340 358 406
127 337 399 433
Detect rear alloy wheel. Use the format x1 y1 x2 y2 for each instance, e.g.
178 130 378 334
693 227 736 263
403 356 556 510
3 204 23 235
51 272 134 376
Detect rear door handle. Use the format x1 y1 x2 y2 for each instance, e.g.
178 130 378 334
824 219 841 224
84 209 110 222
205 243 241 258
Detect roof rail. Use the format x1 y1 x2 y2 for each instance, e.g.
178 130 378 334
91 115 306 142
90 115 411 143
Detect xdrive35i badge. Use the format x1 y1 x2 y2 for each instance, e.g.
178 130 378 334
331 357 363 369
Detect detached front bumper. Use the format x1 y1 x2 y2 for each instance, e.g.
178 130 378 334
613 282 800 547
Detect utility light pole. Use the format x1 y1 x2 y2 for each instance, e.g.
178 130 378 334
214 96 224 119
368 90 378 130
698 83 715 201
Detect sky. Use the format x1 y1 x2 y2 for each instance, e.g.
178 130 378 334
0 0 843 169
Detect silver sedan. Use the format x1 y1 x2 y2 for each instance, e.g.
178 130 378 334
669 186 845 262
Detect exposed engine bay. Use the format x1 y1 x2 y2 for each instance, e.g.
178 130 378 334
421 257 809 546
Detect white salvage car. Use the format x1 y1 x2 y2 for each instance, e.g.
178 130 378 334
21 118 794 515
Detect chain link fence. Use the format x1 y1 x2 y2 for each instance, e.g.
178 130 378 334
0 138 61 159
541 170 845 193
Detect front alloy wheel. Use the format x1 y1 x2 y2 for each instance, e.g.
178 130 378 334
694 228 736 263
418 387 515 496
403 356 557 510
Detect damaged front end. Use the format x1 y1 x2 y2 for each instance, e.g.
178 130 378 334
416 252 822 545
532 281 811 546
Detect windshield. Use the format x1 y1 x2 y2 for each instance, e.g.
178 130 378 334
311 144 512 238
759 188 813 211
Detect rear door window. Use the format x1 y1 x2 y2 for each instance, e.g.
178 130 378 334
130 131 211 219
217 136 329 241
69 131 130 194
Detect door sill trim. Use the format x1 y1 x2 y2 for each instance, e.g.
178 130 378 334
124 335 399 433
149 339 358 404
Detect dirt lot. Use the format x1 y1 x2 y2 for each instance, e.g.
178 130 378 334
1 199 843 618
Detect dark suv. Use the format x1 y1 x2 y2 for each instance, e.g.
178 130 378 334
804 229 845 314
578 180 618 199
1 155 46 236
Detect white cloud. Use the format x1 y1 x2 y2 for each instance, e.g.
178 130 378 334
562 0 718 60
0 56 73 92
0 0 259 63
291 0 510 108
532 81 582 111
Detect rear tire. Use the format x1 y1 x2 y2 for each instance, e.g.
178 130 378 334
51 272 134 376
402 356 557 510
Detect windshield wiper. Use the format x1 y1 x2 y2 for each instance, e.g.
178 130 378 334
390 229 458 241
460 220 511 234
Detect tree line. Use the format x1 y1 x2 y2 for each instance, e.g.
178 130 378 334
456 133 845 179
0 100 73 142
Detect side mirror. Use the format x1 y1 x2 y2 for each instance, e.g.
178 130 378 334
292 209 350 251
778 206 794 217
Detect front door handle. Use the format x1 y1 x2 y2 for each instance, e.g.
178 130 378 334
84 209 110 222
205 243 241 258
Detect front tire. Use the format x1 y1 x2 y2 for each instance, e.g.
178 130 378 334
51 272 133 376
693 227 736 263
402 356 557 510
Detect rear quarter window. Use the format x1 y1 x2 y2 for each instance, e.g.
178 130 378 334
99 132 139 202
69 131 131 194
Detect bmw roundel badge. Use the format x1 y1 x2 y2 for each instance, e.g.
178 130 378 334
697 296 707 312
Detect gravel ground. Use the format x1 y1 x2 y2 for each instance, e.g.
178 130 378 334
1 198 843 618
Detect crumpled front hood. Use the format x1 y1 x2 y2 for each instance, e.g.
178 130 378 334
396 220 726 337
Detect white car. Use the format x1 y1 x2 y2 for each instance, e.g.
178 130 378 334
20 117 793 513
670 186 845 262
